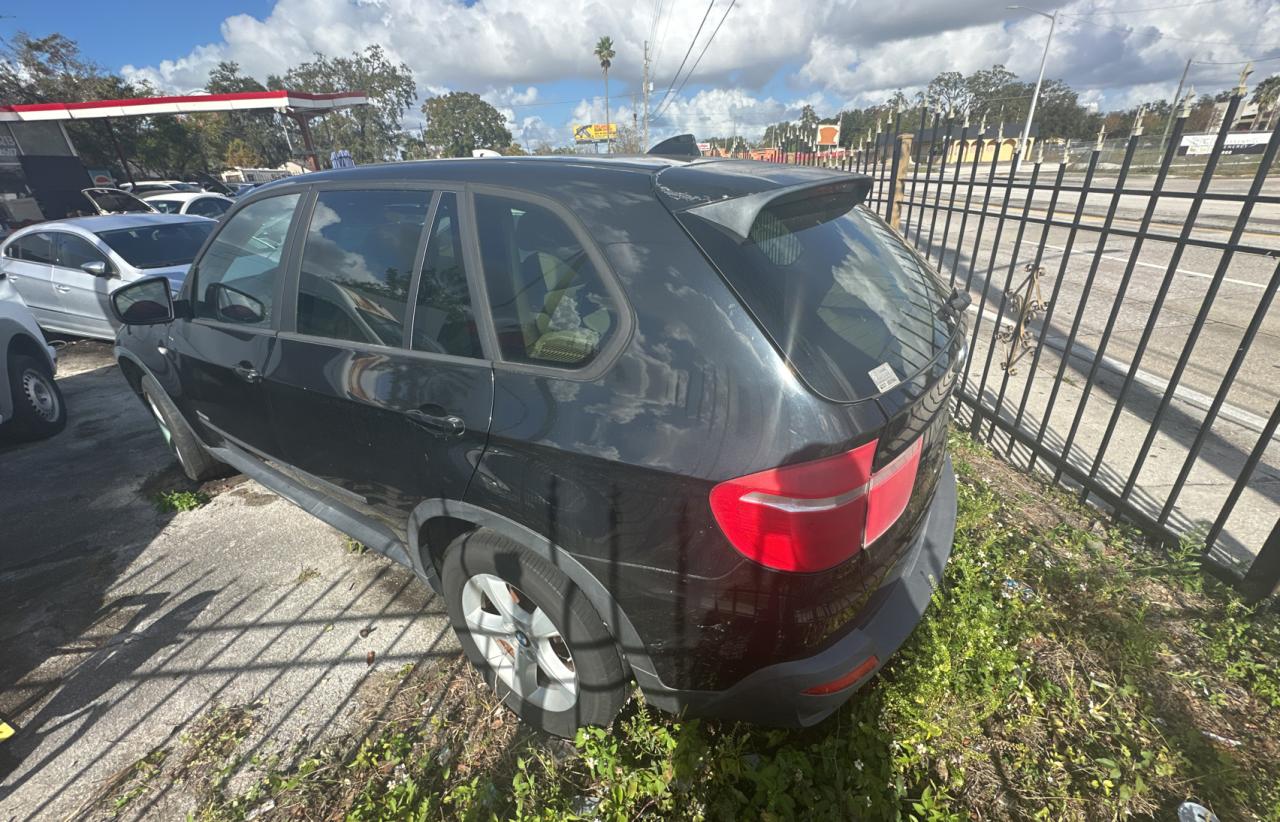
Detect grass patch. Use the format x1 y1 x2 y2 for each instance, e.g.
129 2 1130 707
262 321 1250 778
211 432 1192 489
153 489 210 513
196 431 1280 821
294 566 321 584
344 536 369 555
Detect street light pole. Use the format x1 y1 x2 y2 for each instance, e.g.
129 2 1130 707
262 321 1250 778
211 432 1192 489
1161 55 1194 152
1009 5 1057 170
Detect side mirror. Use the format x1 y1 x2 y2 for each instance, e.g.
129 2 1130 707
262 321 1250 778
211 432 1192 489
208 282 265 324
81 260 114 278
110 276 174 325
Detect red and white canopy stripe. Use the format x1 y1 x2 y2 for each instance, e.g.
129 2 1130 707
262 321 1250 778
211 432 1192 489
0 90 367 122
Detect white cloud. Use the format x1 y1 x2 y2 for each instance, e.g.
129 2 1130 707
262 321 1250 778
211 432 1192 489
121 0 1280 146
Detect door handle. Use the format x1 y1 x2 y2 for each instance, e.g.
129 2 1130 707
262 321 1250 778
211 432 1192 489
233 362 262 383
54 285 71 293
405 406 465 437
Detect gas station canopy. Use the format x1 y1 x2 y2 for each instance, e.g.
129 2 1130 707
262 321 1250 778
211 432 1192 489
0 89 368 122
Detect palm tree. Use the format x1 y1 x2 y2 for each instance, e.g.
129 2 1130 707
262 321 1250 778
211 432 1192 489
594 36 615 153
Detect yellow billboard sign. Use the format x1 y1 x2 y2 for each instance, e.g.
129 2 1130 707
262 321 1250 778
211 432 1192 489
573 123 618 144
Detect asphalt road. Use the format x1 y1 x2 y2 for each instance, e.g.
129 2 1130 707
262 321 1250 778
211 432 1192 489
0 342 457 820
894 178 1279 565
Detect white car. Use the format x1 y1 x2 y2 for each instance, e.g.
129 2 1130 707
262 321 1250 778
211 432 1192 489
120 180 201 196
143 191 234 219
0 214 215 340
0 267 64 440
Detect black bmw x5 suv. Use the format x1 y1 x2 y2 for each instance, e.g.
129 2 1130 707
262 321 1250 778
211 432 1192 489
111 155 964 737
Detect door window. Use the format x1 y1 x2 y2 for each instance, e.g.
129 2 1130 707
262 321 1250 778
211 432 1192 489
296 188 430 348
12 232 53 263
192 193 300 327
473 194 616 368
53 233 110 271
411 193 482 357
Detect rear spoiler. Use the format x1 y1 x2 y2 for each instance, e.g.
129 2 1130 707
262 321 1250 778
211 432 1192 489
647 133 701 158
682 175 872 240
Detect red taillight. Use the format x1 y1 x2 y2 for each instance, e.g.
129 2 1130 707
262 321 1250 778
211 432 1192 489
709 437 923 573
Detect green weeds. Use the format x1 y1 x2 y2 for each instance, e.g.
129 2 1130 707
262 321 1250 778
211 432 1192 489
188 431 1280 820
153 489 209 513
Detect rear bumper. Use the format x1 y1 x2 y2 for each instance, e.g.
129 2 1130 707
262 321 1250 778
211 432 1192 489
641 457 957 727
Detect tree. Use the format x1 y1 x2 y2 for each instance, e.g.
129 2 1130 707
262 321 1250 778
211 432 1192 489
422 92 513 157
532 142 577 155
594 36 615 153
198 61 289 169
611 123 644 154
224 137 263 168
271 45 416 164
926 71 973 116
1254 74 1280 126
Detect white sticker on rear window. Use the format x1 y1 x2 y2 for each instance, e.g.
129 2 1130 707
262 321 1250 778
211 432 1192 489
869 362 900 393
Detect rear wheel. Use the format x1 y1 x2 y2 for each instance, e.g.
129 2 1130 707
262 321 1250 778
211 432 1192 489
441 530 628 738
139 372 229 482
4 353 66 441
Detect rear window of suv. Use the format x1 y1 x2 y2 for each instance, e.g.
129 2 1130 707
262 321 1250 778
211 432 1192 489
678 197 953 402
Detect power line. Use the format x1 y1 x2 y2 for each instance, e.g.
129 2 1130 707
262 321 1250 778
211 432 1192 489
651 0 716 118
1068 0 1226 14
652 0 737 122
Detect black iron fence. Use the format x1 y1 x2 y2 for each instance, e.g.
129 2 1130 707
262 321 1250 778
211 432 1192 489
750 89 1280 596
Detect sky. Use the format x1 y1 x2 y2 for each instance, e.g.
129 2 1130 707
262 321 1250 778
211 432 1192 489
3 0 1279 148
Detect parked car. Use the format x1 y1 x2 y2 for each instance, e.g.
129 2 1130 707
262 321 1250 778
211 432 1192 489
2 214 214 340
110 157 964 737
143 192 234 219
78 187 158 216
0 266 64 440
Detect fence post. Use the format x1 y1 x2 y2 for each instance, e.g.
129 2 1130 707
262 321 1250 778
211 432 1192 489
1242 518 1280 604
890 133 913 230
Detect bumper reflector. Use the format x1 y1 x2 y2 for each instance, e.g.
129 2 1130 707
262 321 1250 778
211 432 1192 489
801 655 880 695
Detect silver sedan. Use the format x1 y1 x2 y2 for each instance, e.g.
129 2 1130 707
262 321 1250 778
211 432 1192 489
0 214 215 340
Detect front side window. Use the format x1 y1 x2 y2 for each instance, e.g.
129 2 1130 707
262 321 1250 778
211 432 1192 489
296 189 430 347
474 194 616 368
54 233 110 271
412 193 482 357
192 193 300 327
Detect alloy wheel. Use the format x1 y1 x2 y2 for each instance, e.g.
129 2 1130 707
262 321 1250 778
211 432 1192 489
460 572 577 712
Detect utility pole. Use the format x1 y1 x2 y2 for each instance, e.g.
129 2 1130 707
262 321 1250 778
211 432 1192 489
642 40 651 152
1162 56 1194 151
1009 5 1057 172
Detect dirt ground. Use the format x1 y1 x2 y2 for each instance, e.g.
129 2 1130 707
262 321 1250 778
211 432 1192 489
0 341 459 820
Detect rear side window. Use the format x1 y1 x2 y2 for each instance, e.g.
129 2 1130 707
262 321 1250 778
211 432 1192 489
193 193 300 326
679 201 951 401
296 188 430 348
12 232 52 263
474 193 615 368
412 193 482 357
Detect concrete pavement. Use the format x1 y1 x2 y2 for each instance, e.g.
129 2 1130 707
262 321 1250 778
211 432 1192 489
0 343 458 820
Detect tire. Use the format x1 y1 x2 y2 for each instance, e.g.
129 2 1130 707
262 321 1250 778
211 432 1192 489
139 372 229 482
441 530 628 738
5 352 66 442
